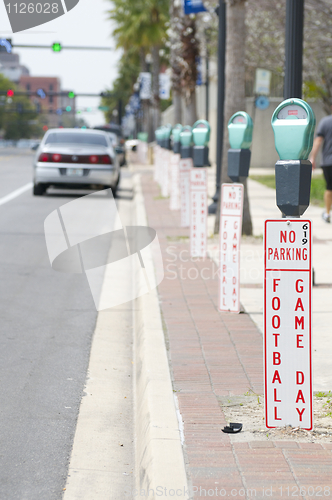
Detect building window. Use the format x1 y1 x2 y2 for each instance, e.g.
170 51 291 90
26 84 30 91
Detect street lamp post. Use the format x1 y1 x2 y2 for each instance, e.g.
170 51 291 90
284 0 304 99
208 0 226 215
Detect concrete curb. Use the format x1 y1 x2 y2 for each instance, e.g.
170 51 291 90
133 174 189 499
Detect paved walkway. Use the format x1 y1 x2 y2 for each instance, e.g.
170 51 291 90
140 168 332 500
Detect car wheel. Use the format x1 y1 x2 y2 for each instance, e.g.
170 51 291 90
33 183 46 196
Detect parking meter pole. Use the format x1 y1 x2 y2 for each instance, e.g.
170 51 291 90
227 112 253 183
284 0 304 99
271 98 315 217
190 121 210 258
179 126 193 228
172 124 183 155
263 98 315 430
192 120 210 169
208 0 226 215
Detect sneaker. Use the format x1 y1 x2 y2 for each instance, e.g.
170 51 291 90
322 212 331 223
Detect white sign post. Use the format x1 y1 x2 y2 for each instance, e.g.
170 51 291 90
219 184 243 313
170 154 181 210
190 168 207 258
154 145 161 184
264 219 313 430
179 158 192 227
161 149 170 198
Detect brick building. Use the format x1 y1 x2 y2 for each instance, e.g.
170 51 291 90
19 76 76 128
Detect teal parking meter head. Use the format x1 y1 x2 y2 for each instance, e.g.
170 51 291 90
271 98 316 160
180 125 193 159
180 126 192 146
172 124 183 143
192 120 210 167
192 120 210 146
172 123 183 154
228 112 253 149
155 127 164 147
164 124 172 150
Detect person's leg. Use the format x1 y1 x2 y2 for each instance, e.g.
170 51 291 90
321 167 332 222
324 189 332 214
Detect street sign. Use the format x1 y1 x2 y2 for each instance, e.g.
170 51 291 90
184 0 206 14
264 219 313 430
190 168 207 258
219 184 243 313
139 73 151 100
254 68 272 95
159 73 171 100
255 96 270 110
179 158 192 227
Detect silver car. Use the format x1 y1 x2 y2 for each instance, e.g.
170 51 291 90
33 129 120 196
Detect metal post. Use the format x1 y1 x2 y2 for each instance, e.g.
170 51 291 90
284 0 304 99
205 34 209 123
208 0 226 214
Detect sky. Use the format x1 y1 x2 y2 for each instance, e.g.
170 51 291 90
0 0 121 127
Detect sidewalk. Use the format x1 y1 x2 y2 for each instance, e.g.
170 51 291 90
139 166 332 499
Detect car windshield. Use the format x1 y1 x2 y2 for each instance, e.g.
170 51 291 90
45 133 108 147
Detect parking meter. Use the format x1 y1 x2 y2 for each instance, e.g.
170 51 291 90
271 98 316 217
155 127 164 147
192 120 210 167
163 124 172 150
180 126 193 159
227 111 253 182
172 124 183 154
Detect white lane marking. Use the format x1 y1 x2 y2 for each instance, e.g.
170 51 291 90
0 183 33 206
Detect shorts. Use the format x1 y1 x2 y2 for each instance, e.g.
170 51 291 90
322 166 332 190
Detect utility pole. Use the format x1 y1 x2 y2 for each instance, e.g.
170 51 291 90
208 0 226 215
205 30 210 123
284 0 304 99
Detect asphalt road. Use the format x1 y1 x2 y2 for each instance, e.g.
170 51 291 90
0 148 132 499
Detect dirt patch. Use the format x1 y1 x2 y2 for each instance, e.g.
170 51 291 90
218 392 332 443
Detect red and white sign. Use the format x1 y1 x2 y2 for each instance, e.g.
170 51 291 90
179 158 192 227
161 149 170 198
219 183 243 313
170 154 181 210
264 219 313 430
190 168 207 258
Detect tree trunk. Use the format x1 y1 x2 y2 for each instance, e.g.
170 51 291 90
173 90 182 124
181 15 199 125
170 0 183 124
151 45 161 131
184 92 197 125
215 0 252 235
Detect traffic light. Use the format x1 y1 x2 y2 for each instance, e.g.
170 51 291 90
16 103 23 114
68 91 75 99
52 42 62 52
0 38 12 53
66 106 72 112
36 88 46 99
7 89 14 97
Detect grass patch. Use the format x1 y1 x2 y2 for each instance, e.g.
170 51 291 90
153 195 169 200
250 174 325 207
250 175 276 190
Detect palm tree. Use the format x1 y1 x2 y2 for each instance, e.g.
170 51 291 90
108 0 169 130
